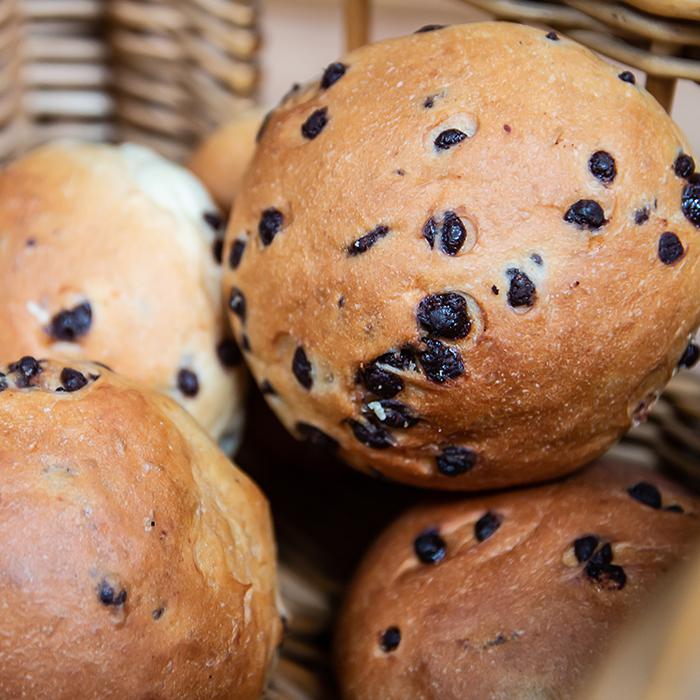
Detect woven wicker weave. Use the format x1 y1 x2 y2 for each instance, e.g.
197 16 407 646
0 0 258 164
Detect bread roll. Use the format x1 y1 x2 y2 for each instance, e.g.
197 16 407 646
222 22 700 490
0 356 281 699
0 141 245 444
335 460 700 699
189 109 265 212
624 0 700 19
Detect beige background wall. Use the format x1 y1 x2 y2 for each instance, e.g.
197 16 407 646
260 0 700 153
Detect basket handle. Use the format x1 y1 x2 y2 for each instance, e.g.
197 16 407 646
345 0 371 50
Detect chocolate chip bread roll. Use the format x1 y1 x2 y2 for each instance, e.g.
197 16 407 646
189 108 264 212
223 21 700 489
0 357 281 699
335 461 700 700
0 142 245 444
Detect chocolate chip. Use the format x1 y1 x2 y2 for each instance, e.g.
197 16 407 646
531 253 543 265
260 379 276 395
589 542 613 567
674 153 695 180
503 124 512 133
348 225 389 256
414 531 446 564
440 211 467 255
658 232 684 264
259 208 284 246
380 626 401 652
152 607 165 620
419 339 464 383
98 580 127 606
60 367 87 392
204 211 224 233
589 151 616 183
507 269 536 308
229 239 246 268
423 217 437 248
9 356 41 387
634 207 650 225
347 419 394 449
424 95 435 108
212 239 224 264
628 481 662 509
679 342 700 369
292 346 313 389
436 445 476 476
217 339 242 368
474 511 501 542
296 422 339 451
564 200 606 230
491 285 499 295
301 107 328 140
574 535 599 563
0 374 6 393
546 31 559 40
681 181 700 228
619 71 636 84
49 302 92 342
321 62 347 89
434 129 467 151
177 368 199 397
362 361 404 399
415 24 445 33
365 399 418 429
585 562 626 590
417 292 471 340
666 504 684 513
229 287 246 321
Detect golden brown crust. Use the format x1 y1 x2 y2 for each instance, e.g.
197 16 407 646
0 357 281 699
223 22 700 490
0 142 246 442
334 461 700 700
189 109 265 212
624 0 700 19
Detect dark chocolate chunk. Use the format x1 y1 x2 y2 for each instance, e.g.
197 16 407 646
618 71 636 84
434 128 467 151
423 217 437 248
634 207 650 225
362 361 404 399
491 285 499 295
436 445 476 476
365 399 418 429
419 339 464 383
585 561 626 590
259 208 284 246
415 24 445 33
679 342 700 369
347 419 394 449
217 339 242 368
474 511 501 542
212 239 224 264
98 580 127 606
627 481 662 509
589 151 616 183
589 542 613 567
49 302 92 342
658 232 684 265
574 535 599 563
152 607 165 620
0 374 6 393
321 62 347 89
564 200 606 230
681 181 700 228
380 626 401 652
229 239 246 269
348 225 390 256
229 287 247 321
531 253 543 265
424 95 435 109
177 368 199 397
440 211 467 255
674 153 695 180
301 107 328 140
507 269 536 308
296 422 339 451
414 531 446 564
545 31 559 40
60 367 87 392
204 211 224 233
417 292 471 339
260 379 276 395
292 346 313 390
9 356 41 387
